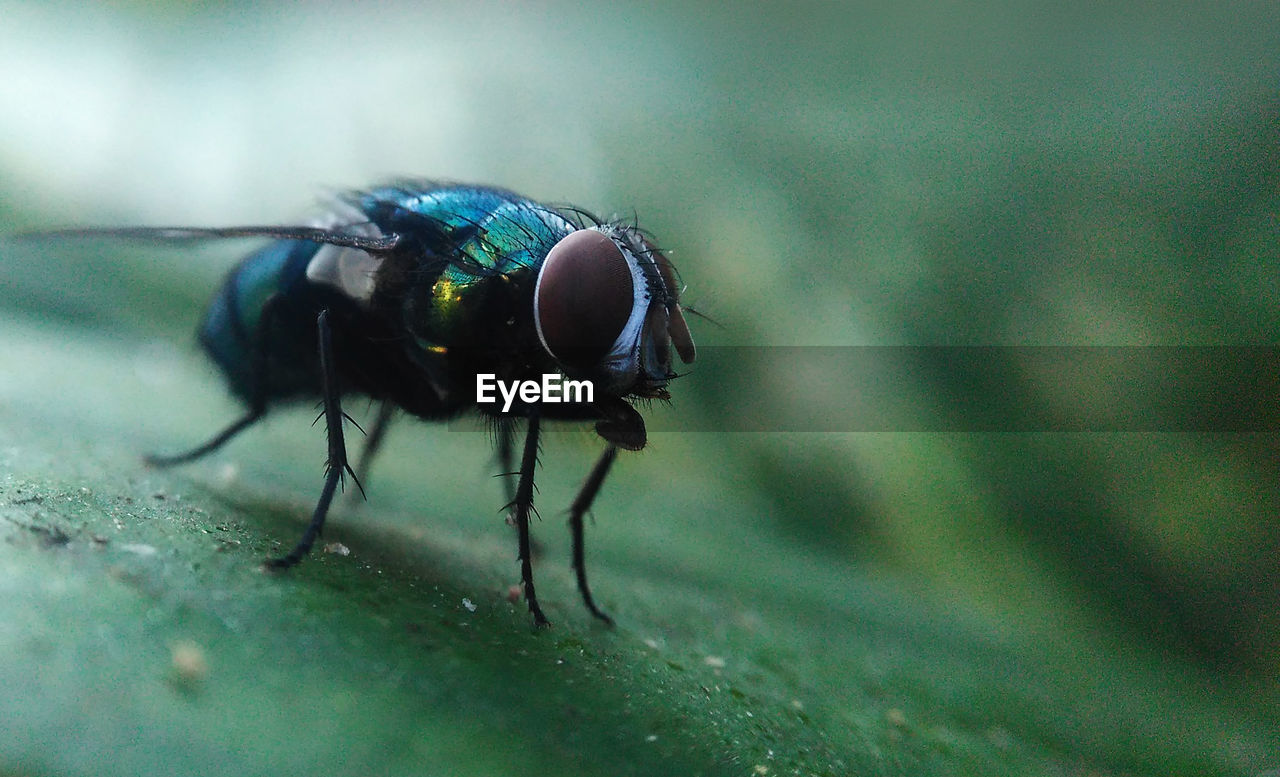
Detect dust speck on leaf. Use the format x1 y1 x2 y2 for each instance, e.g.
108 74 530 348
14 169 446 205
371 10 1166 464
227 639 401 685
169 640 208 691
217 463 239 484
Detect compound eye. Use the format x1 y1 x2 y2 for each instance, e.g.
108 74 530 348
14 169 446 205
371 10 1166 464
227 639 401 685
534 229 634 370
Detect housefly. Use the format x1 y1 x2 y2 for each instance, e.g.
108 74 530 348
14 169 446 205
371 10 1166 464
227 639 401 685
43 182 696 626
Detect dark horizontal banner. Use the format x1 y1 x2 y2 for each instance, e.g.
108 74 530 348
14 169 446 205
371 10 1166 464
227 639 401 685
447 347 1280 433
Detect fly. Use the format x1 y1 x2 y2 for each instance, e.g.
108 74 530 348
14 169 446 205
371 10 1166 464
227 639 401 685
40 182 696 627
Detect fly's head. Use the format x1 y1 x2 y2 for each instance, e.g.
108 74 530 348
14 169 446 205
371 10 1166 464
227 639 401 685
533 225 696 448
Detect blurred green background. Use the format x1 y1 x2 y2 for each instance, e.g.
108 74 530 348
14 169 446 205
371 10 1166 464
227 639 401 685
1 2 1277 776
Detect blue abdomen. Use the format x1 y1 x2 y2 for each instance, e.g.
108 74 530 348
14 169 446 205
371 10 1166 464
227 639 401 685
199 239 318 402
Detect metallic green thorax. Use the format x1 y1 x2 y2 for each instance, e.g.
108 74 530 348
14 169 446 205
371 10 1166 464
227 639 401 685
359 184 581 410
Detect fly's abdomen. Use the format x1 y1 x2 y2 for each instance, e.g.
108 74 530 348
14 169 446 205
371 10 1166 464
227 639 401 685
198 238 318 403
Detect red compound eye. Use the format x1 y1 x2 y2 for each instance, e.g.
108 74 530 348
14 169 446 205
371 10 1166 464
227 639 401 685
534 230 634 369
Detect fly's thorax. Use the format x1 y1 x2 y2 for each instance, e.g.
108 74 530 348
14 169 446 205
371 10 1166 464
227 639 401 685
361 190 574 358
533 226 695 399
369 244 553 397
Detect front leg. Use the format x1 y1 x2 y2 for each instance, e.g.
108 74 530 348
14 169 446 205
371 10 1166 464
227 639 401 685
569 445 618 625
266 309 356 569
512 413 549 627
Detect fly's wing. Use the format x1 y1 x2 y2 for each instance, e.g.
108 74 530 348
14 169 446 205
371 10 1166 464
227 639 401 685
22 201 505 318
27 182 561 284
25 225 402 254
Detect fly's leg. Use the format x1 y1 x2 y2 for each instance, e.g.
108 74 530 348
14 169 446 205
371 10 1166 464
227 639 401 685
497 419 545 556
144 409 264 467
266 309 356 569
569 445 618 625
496 418 517 519
145 295 286 468
511 414 549 627
351 401 395 493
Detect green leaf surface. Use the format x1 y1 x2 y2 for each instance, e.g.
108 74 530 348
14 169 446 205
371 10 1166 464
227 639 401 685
0 316 1273 776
